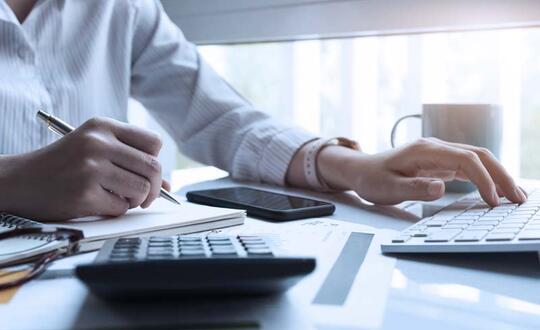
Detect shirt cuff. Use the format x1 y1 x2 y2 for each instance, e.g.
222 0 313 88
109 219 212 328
232 126 318 185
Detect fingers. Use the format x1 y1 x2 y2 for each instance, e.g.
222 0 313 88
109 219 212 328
429 139 526 203
406 140 499 206
108 142 162 208
419 145 499 206
112 120 162 156
416 169 457 182
391 177 446 203
94 189 130 217
100 163 152 209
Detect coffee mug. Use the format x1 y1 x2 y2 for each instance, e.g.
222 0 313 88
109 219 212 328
390 104 503 192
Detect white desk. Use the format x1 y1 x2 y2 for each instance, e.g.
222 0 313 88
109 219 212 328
1 167 539 330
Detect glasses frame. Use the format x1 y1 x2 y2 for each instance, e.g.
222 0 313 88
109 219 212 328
0 226 84 290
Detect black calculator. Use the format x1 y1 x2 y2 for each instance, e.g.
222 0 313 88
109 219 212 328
75 235 316 299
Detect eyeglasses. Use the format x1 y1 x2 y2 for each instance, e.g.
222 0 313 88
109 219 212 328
0 226 83 290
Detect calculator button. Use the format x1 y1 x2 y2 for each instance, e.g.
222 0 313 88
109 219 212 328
246 248 273 255
117 238 141 244
147 255 171 260
110 257 136 262
179 241 204 246
113 246 139 251
148 243 173 248
208 241 233 246
211 250 237 256
180 247 204 252
211 246 237 252
180 249 206 256
207 235 231 241
149 237 172 242
178 236 202 242
243 242 267 247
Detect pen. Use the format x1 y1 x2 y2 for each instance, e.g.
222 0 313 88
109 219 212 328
36 110 181 205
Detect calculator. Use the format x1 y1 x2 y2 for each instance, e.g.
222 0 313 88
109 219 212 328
75 235 316 299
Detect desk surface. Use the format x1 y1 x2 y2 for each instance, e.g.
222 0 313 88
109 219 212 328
1 167 539 330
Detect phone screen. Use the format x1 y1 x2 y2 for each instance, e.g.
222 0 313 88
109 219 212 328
192 187 328 210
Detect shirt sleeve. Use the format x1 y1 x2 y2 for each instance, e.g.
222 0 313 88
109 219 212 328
129 0 317 185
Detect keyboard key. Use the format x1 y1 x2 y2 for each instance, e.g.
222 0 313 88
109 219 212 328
491 228 521 234
463 211 486 216
424 230 461 242
391 235 411 243
425 220 448 227
468 225 494 231
501 218 528 224
442 224 469 230
432 212 459 221
485 233 515 241
453 215 480 221
473 220 499 226
454 230 489 242
497 223 524 229
449 220 475 225
517 231 540 241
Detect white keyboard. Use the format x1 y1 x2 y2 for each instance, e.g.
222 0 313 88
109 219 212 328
381 189 540 253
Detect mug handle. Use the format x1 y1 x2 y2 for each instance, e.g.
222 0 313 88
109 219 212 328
390 114 422 148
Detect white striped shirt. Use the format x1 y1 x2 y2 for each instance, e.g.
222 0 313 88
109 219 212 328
0 0 316 185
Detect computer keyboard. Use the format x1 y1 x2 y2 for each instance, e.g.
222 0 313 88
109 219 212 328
381 189 540 253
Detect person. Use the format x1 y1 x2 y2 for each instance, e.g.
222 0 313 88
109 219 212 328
0 0 526 221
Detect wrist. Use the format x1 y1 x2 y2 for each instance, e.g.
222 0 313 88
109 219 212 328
317 145 364 191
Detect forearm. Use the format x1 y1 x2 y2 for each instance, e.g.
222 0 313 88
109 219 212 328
0 154 17 211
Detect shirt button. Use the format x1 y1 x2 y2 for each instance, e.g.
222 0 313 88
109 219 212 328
17 47 31 61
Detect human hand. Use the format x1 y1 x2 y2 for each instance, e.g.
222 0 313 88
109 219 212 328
0 118 168 221
317 138 527 206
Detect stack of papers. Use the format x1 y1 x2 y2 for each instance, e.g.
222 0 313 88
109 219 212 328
52 199 245 252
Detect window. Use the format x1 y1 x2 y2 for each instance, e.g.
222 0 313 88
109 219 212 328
196 28 540 179
130 27 540 179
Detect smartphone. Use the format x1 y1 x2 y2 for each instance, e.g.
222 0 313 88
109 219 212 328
186 187 335 221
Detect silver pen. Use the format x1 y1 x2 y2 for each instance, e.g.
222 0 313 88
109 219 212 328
37 110 181 205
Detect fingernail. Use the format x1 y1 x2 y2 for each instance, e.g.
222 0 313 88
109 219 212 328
515 187 527 203
428 180 444 197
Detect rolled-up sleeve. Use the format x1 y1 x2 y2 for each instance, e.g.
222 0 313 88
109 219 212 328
129 0 317 185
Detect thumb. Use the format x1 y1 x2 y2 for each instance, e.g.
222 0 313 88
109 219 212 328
394 177 445 202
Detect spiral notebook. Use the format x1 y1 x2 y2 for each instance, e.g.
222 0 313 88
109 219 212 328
0 214 73 267
0 200 245 266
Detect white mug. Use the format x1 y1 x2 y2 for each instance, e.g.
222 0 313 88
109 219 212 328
390 104 503 192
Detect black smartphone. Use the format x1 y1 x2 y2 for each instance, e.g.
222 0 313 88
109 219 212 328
186 187 335 221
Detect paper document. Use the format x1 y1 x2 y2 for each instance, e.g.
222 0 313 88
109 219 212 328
213 217 397 328
52 199 245 252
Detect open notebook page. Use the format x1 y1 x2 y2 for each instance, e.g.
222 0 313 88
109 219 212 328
51 199 245 242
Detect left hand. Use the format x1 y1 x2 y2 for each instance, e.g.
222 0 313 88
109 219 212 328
316 137 527 206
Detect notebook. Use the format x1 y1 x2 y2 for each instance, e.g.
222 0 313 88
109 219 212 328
0 199 245 266
53 199 245 252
